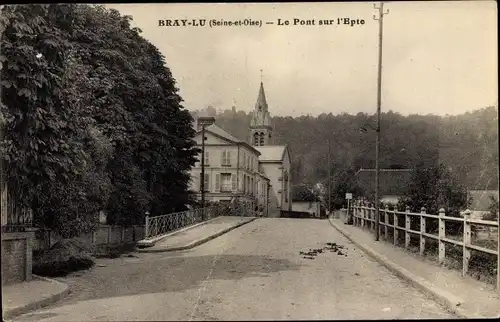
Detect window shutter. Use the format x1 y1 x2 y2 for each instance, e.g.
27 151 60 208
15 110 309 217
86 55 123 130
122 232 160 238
204 174 210 192
232 174 237 191
221 151 226 165
227 151 231 165
215 174 221 192
205 152 209 165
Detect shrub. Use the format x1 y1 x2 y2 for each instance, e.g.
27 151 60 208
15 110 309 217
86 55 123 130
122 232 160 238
32 238 95 277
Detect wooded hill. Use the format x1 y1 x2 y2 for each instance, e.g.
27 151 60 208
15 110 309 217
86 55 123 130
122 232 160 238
192 106 498 191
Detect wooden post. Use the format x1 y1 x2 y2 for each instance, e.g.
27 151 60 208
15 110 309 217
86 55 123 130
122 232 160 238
393 207 398 246
91 231 96 245
121 226 125 243
370 203 375 230
438 208 446 265
384 204 389 240
420 207 426 256
405 206 411 249
360 202 366 227
107 226 111 244
462 209 471 277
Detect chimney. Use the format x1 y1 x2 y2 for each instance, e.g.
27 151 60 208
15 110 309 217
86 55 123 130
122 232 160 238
197 116 216 131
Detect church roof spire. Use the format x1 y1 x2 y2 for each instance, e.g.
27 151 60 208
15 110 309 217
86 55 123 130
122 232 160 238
255 81 268 112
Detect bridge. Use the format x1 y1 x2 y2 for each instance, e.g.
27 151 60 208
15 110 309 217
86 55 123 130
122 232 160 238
8 206 500 321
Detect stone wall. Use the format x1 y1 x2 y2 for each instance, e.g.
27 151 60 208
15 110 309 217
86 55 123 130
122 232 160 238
1 232 33 286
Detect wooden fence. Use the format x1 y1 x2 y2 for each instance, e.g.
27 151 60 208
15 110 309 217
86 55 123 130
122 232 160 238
351 200 500 292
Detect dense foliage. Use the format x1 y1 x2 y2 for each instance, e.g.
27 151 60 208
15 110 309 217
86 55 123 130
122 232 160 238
397 162 470 216
1 4 199 237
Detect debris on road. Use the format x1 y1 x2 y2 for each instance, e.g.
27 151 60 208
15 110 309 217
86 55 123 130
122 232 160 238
299 242 348 259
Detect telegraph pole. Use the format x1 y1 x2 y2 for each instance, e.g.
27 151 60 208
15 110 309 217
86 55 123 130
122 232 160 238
200 123 206 220
327 139 332 215
373 1 389 241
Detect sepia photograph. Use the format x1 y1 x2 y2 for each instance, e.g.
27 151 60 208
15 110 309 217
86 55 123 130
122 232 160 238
1 1 498 320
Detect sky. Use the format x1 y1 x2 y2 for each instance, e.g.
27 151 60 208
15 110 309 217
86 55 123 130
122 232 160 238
106 1 497 117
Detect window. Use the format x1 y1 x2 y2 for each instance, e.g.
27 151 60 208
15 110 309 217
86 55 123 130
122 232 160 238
200 173 210 192
221 150 231 166
253 133 259 146
232 174 237 191
243 175 247 193
204 152 210 165
220 173 232 192
259 132 265 146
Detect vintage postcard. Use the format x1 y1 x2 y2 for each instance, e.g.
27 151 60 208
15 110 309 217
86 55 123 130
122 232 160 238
1 1 498 321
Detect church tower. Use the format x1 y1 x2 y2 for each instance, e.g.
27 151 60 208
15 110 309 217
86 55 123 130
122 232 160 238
250 81 273 146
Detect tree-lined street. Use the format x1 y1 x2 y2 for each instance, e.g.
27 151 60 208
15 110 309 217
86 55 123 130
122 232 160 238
13 218 454 321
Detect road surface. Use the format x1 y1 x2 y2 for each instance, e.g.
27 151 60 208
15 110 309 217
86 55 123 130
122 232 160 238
14 218 455 321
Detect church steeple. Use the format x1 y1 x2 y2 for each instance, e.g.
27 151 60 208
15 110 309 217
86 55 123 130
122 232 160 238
250 79 273 146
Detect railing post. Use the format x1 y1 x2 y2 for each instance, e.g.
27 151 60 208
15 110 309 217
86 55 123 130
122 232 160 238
393 207 398 246
438 208 446 265
370 203 374 230
145 212 150 239
405 206 411 249
384 204 389 240
420 207 427 256
462 209 471 277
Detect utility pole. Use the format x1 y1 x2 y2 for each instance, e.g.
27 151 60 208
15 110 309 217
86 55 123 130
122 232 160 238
373 1 389 241
200 123 206 220
327 139 332 215
198 116 215 220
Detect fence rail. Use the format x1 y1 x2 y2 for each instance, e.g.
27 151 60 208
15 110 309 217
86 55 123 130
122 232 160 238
144 206 221 240
351 200 500 292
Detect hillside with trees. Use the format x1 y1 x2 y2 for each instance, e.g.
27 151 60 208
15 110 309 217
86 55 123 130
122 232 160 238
192 105 499 195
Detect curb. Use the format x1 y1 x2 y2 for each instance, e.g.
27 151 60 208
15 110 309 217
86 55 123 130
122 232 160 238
2 275 70 321
328 217 474 319
137 216 222 248
138 217 257 253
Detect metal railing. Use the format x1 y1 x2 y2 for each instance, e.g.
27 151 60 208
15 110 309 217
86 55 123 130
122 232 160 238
352 201 499 292
1 199 34 233
144 206 220 240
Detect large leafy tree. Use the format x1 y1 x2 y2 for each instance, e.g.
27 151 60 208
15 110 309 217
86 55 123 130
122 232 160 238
1 4 199 235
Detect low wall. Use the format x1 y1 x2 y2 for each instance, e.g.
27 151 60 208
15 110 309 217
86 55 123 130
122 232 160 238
34 225 145 251
1 231 34 286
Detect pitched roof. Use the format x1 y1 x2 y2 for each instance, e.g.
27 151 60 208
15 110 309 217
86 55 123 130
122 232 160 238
355 168 412 196
255 82 268 111
195 123 261 155
255 145 286 161
205 124 241 143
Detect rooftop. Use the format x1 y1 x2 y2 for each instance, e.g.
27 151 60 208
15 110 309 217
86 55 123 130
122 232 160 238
255 145 287 161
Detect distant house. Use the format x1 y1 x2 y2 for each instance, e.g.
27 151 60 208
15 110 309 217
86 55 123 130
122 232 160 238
291 185 322 218
355 168 413 204
468 190 499 219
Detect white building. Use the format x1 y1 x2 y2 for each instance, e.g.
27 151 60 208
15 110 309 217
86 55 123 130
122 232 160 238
189 80 291 217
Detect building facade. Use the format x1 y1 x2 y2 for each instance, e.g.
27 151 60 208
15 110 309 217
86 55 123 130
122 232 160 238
250 82 292 216
189 80 291 217
190 120 270 216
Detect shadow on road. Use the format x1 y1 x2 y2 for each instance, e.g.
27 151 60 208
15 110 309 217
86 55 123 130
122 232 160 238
49 254 300 305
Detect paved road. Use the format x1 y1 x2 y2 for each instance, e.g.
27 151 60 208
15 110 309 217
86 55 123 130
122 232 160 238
14 218 455 321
